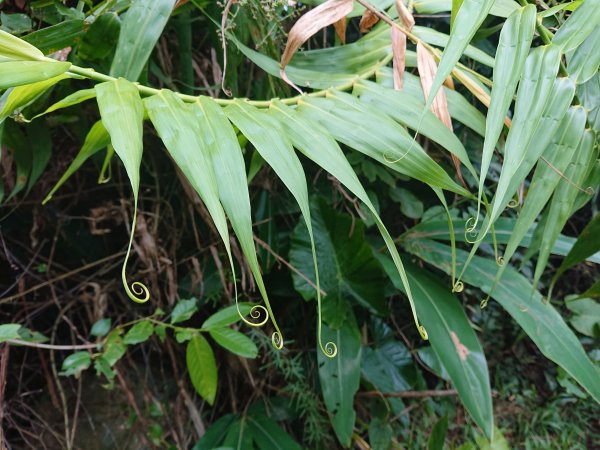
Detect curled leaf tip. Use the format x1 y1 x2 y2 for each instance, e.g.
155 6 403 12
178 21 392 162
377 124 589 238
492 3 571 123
452 280 464 293
272 331 284 350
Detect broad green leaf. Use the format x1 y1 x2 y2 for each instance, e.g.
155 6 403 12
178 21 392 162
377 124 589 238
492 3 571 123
110 0 176 81
22 19 85 55
428 416 449 450
191 96 280 346
90 318 112 337
566 297 600 338
222 418 253 449
475 5 536 227
567 27 600 84
0 28 45 60
354 80 476 177
533 129 596 286
578 73 600 133
95 78 148 303
43 120 110 204
27 88 96 122
377 254 493 438
1 12 32 34
0 73 70 123
123 320 154 345
289 198 387 328
424 0 495 110
553 213 600 285
186 335 218 405
78 13 120 61
269 101 428 338
552 0 600 53
368 417 393 450
361 319 420 415
202 303 254 330
223 101 335 356
0 60 71 89
296 91 469 196
170 298 198 324
102 331 127 366
405 239 600 402
59 351 91 377
318 315 362 447
208 327 258 359
192 414 237 450
248 415 302 450
0 323 22 343
500 107 586 268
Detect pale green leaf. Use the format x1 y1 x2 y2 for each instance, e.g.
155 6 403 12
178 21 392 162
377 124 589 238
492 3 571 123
0 28 45 60
60 351 91 377
123 320 154 345
552 0 600 53
0 61 71 89
0 323 22 343
186 335 218 405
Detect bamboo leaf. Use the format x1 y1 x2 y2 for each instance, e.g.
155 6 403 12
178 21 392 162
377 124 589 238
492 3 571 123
43 120 110 204
22 19 85 55
186 335 218 405
0 73 70 123
0 61 71 89
533 129 596 286
26 88 96 122
95 78 149 303
424 0 495 110
191 97 282 347
269 101 428 339
224 101 336 356
475 5 536 228
377 254 493 439
566 27 600 84
405 239 600 402
0 28 45 60
552 0 600 53
110 0 176 81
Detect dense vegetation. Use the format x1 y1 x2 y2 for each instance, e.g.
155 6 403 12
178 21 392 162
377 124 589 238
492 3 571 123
0 0 599 448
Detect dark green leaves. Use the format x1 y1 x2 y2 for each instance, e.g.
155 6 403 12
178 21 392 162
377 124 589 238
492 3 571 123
187 335 218 405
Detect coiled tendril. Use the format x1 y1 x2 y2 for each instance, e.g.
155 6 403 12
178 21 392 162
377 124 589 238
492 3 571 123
122 208 150 304
452 281 464 293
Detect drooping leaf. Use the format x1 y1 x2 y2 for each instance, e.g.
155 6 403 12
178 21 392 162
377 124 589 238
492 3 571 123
208 327 258 359
95 78 149 303
26 88 96 122
110 0 176 81
377 254 493 438
567 27 600 84
186 334 218 405
43 120 110 204
318 314 362 447
191 97 280 346
424 0 495 109
405 239 600 402
475 5 536 227
0 61 71 89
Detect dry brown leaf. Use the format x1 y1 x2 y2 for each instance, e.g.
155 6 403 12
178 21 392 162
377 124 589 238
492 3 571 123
280 0 353 91
333 17 347 44
391 27 406 90
417 42 467 186
359 10 380 33
395 0 415 29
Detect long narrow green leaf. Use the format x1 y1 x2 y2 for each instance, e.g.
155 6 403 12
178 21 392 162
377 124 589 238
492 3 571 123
424 0 495 110
26 88 96 122
0 73 70 123
269 101 428 339
354 80 476 178
21 20 85 55
405 239 600 402
0 29 45 60
110 0 176 81
533 129 596 286
43 120 110 204
95 78 149 303
191 96 283 348
566 27 600 84
475 5 536 229
377 255 493 439
0 61 71 89
296 91 469 196
552 0 600 53
224 100 336 357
